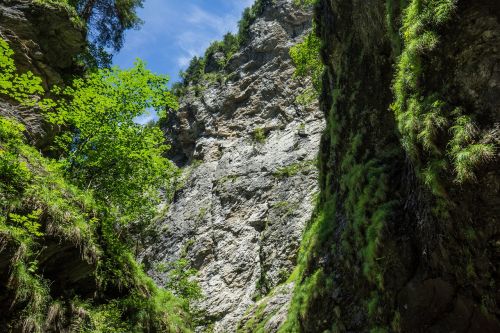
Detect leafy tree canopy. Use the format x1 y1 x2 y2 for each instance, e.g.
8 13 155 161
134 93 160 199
70 0 144 52
48 59 179 227
0 39 194 331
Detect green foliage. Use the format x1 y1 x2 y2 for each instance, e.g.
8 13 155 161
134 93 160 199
252 127 267 143
160 259 203 305
10 260 51 333
290 31 323 91
292 0 317 7
205 33 240 69
391 0 494 193
0 125 190 331
273 160 316 179
237 300 273 333
0 116 95 332
290 0 323 105
180 56 205 86
177 0 274 94
448 115 494 182
272 201 299 218
0 37 192 332
391 311 402 332
69 0 144 51
8 210 44 237
385 0 410 56
84 301 132 333
0 39 53 109
77 42 114 69
0 119 32 207
238 0 273 45
49 59 179 230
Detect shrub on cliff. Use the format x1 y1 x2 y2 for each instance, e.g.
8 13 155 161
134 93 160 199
0 37 193 331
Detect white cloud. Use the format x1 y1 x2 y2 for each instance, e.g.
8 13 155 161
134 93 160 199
171 1 257 71
116 1 254 74
186 5 228 34
177 55 192 67
115 0 256 122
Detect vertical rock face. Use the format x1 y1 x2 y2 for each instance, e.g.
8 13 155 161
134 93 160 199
283 0 500 332
144 1 324 331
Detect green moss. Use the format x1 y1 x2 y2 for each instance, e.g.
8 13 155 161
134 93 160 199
370 327 388 333
293 0 317 7
391 311 402 332
218 174 240 184
273 160 316 179
32 0 85 30
272 201 299 218
252 127 267 143
391 0 493 196
279 197 338 332
282 0 498 331
237 300 273 333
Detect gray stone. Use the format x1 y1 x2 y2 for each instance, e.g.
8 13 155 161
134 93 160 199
143 1 324 332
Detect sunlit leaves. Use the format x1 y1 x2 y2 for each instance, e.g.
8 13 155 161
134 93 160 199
50 59 179 226
0 39 50 108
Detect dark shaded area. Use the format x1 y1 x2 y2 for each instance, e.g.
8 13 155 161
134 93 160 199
290 0 500 331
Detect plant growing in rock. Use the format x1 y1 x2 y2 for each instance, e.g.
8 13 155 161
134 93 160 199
290 21 323 105
252 127 267 143
157 259 203 309
273 160 316 179
177 0 275 95
0 38 54 109
0 37 192 332
391 0 495 192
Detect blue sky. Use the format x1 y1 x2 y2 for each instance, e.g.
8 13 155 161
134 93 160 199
113 0 254 83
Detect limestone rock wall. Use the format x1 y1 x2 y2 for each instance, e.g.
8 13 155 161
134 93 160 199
143 1 324 331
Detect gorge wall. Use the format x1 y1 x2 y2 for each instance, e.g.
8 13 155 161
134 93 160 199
2 0 499 332
143 1 324 331
281 0 500 332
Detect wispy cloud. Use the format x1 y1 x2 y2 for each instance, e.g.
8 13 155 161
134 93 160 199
113 0 254 121
173 3 251 70
185 5 228 33
115 0 254 72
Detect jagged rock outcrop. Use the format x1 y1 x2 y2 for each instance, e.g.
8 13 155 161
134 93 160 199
0 0 84 87
0 0 85 147
144 1 324 331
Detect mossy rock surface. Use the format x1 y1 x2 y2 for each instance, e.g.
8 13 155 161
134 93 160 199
282 0 500 332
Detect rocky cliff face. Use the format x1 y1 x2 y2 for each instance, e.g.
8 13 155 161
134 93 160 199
282 0 500 332
0 0 85 147
144 1 324 331
0 2 92 331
